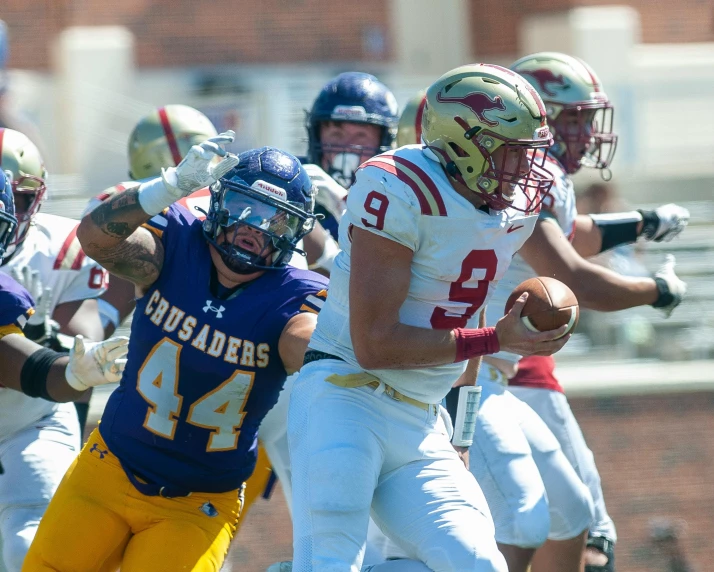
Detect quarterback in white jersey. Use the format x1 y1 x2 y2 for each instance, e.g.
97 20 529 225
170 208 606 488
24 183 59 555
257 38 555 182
288 64 569 572
0 129 110 572
466 53 688 572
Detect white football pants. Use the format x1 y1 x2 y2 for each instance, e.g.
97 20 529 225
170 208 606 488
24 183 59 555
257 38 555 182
0 403 80 572
288 359 507 572
469 366 594 548
508 385 616 542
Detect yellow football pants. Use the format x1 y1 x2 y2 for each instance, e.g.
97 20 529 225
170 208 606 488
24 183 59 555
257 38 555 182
22 430 243 572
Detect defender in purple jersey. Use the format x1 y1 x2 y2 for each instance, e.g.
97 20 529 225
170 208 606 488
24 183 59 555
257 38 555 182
24 136 327 572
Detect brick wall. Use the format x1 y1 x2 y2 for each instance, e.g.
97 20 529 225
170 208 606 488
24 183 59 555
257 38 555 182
469 0 714 58
2 0 390 70
4 1 714 71
227 391 714 571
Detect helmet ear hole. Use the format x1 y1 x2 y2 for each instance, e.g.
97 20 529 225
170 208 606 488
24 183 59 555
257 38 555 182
448 142 469 158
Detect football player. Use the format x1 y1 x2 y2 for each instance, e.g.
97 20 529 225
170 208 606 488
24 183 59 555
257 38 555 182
83 104 314 532
464 52 688 572
303 71 399 240
287 64 571 571
259 71 402 569
0 169 127 572
0 128 109 435
23 135 328 572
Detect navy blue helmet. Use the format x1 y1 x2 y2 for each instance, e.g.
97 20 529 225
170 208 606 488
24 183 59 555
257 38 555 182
306 72 398 185
203 147 316 273
0 169 17 261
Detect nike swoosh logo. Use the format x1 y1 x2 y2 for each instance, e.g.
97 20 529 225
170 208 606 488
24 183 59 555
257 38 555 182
507 225 524 233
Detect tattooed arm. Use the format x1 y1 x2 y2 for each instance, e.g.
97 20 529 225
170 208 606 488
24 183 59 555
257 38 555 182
77 187 164 293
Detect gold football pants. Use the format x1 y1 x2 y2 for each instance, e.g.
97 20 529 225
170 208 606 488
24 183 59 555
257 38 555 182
22 430 243 572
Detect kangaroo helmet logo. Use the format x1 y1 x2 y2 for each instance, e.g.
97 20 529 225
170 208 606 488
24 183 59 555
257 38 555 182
203 300 225 319
519 69 568 97
436 90 506 127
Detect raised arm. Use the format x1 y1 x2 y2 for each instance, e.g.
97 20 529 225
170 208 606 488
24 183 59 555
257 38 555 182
78 131 239 294
78 188 164 293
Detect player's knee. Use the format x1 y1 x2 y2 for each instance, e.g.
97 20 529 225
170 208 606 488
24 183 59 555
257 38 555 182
549 480 595 541
421 539 508 572
0 506 41 572
505 497 551 548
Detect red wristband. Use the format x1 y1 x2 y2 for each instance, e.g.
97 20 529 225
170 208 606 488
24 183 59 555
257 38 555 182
453 327 500 362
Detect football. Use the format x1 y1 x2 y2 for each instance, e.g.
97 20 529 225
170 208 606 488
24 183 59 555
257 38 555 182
504 276 579 337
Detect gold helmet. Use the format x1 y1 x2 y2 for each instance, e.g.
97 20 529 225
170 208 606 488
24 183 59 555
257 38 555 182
0 128 47 249
128 104 218 179
510 52 617 174
422 63 553 212
396 90 427 147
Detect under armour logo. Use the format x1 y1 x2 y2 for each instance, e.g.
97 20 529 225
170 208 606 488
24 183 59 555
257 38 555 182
200 501 219 517
203 300 225 318
90 443 108 459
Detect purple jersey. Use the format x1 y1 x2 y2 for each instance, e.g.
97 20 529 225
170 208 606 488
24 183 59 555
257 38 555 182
0 273 34 328
100 205 327 493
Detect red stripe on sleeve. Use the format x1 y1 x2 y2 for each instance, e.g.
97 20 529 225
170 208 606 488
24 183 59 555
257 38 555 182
361 159 432 215
391 156 447 216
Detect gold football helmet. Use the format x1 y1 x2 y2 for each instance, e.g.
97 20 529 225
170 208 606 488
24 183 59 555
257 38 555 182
510 52 617 174
0 128 48 249
128 104 218 179
396 90 426 147
421 64 553 212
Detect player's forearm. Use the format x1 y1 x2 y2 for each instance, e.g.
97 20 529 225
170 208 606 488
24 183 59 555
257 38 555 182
352 321 461 369
78 189 164 288
78 188 151 253
569 264 658 311
47 359 90 402
572 213 645 258
0 334 87 402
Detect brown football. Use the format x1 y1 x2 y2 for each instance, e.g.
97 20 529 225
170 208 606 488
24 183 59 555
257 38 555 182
504 277 579 337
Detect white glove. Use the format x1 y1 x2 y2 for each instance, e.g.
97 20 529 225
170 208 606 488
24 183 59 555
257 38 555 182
138 131 240 216
10 267 63 347
638 204 690 242
65 335 129 391
303 163 348 222
651 255 686 318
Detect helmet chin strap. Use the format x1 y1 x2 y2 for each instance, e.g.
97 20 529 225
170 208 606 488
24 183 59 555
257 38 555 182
327 153 361 188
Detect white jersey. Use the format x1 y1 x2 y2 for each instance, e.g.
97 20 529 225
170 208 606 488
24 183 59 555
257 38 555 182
0 213 109 438
486 155 577 364
309 145 539 404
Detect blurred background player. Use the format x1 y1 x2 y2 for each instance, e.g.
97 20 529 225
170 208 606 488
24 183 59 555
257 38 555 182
394 90 426 148
303 71 399 240
24 136 327 572
0 169 127 572
460 52 688 572
0 128 108 434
